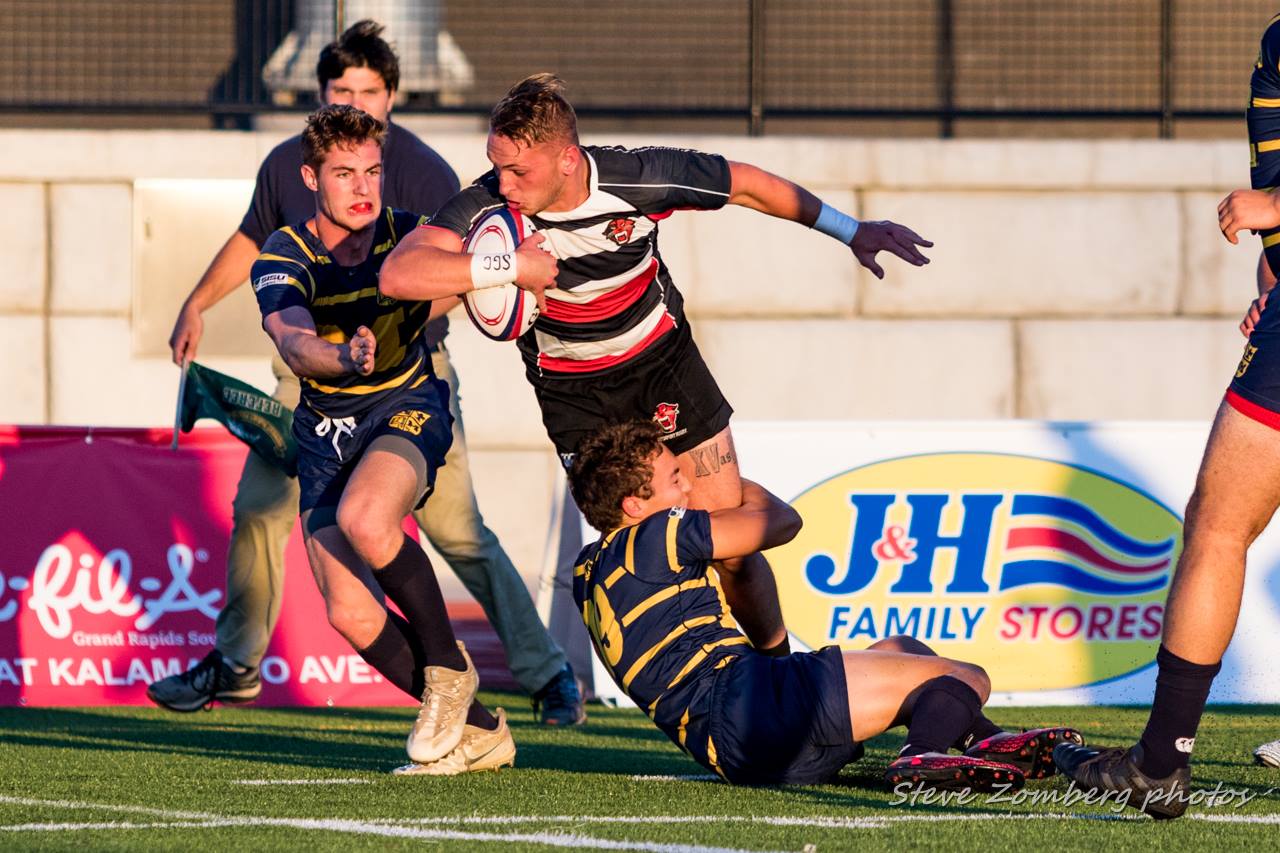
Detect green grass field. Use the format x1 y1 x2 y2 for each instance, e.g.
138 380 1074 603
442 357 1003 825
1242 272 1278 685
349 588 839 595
1 697 1277 851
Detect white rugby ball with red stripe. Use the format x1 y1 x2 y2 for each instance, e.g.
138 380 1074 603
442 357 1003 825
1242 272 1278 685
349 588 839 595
462 207 540 341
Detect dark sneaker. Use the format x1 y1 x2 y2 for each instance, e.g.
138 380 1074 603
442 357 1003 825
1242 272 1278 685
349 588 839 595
884 752 1025 792
146 650 261 712
532 663 586 726
1053 742 1191 819
964 727 1084 779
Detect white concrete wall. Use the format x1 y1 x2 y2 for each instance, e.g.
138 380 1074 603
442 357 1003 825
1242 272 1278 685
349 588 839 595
0 128 1261 588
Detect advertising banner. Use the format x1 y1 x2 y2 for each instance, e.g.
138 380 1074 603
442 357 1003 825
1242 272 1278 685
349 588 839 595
0 426 512 706
587 422 1280 707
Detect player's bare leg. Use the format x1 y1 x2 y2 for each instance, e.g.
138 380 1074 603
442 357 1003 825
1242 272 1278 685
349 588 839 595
1161 403 1280 662
302 524 390 648
338 439 471 672
838 646 1023 790
336 438 492 762
868 636 1080 777
680 426 787 652
1056 401 1280 817
338 442 427 567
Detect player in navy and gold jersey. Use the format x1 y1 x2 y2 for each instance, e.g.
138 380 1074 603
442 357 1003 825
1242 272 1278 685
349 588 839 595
251 104 514 776
1055 17 1280 814
568 420 1081 788
1249 13 1280 279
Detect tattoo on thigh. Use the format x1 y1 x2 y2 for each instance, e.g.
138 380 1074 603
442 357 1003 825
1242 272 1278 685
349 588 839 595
692 442 736 477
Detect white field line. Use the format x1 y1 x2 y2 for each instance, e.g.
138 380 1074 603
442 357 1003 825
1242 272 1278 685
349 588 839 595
375 812 1280 829
4 796 1280 843
2 821 241 832
233 779 371 786
630 775 720 782
0 797 778 853
375 813 1142 829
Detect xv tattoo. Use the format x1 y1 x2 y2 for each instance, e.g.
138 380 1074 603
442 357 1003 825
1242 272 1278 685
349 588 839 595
691 442 737 477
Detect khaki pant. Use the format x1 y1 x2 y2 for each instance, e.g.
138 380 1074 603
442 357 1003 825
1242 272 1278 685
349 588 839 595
213 346 567 695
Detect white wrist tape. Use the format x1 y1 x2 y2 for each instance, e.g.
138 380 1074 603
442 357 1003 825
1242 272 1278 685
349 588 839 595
470 251 519 289
813 202 860 244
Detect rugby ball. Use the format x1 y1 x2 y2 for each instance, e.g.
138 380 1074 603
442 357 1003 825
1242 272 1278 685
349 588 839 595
462 207 540 341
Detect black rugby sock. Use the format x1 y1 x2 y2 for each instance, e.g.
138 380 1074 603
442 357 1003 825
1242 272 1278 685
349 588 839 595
900 676 983 757
951 714 1003 751
372 534 466 671
1136 645 1221 778
756 636 791 657
356 611 426 700
466 702 499 731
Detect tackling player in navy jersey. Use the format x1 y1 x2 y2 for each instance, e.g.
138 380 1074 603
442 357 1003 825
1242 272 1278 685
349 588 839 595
380 73 932 668
566 420 1081 788
251 104 513 776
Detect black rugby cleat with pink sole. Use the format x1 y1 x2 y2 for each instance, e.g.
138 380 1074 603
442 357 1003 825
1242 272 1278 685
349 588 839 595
964 727 1085 779
883 752 1025 792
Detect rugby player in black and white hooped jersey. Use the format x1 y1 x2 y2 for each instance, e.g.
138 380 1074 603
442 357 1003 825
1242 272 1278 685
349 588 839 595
380 73 932 660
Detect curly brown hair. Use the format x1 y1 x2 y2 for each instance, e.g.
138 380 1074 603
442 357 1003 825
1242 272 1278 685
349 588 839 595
490 73 579 147
569 421 663 532
301 104 386 170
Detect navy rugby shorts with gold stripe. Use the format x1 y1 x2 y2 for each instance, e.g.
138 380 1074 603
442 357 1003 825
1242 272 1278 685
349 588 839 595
708 645 863 786
293 376 454 531
536 323 733 464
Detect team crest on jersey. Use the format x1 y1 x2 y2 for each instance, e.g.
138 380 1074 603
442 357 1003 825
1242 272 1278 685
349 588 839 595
653 402 680 434
389 410 431 435
1237 343 1259 378
604 218 636 245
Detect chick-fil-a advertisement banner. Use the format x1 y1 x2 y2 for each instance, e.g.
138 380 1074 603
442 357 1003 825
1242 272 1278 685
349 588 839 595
0 426 512 706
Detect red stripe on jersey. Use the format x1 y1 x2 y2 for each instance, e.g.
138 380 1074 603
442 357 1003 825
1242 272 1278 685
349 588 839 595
541 259 658 323
1226 389 1280 430
537 313 676 374
647 205 701 222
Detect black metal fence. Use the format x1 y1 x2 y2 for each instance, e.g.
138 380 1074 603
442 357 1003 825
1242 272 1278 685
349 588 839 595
0 0 1275 136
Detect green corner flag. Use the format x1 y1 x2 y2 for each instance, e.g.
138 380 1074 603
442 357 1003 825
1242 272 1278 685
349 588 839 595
176 361 297 477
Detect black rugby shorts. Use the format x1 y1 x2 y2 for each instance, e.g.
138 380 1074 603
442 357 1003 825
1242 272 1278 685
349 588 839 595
533 323 733 465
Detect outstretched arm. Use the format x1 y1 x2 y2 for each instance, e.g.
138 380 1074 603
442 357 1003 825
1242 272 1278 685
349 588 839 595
262 306 375 379
727 161 933 279
708 479 802 563
169 230 261 365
